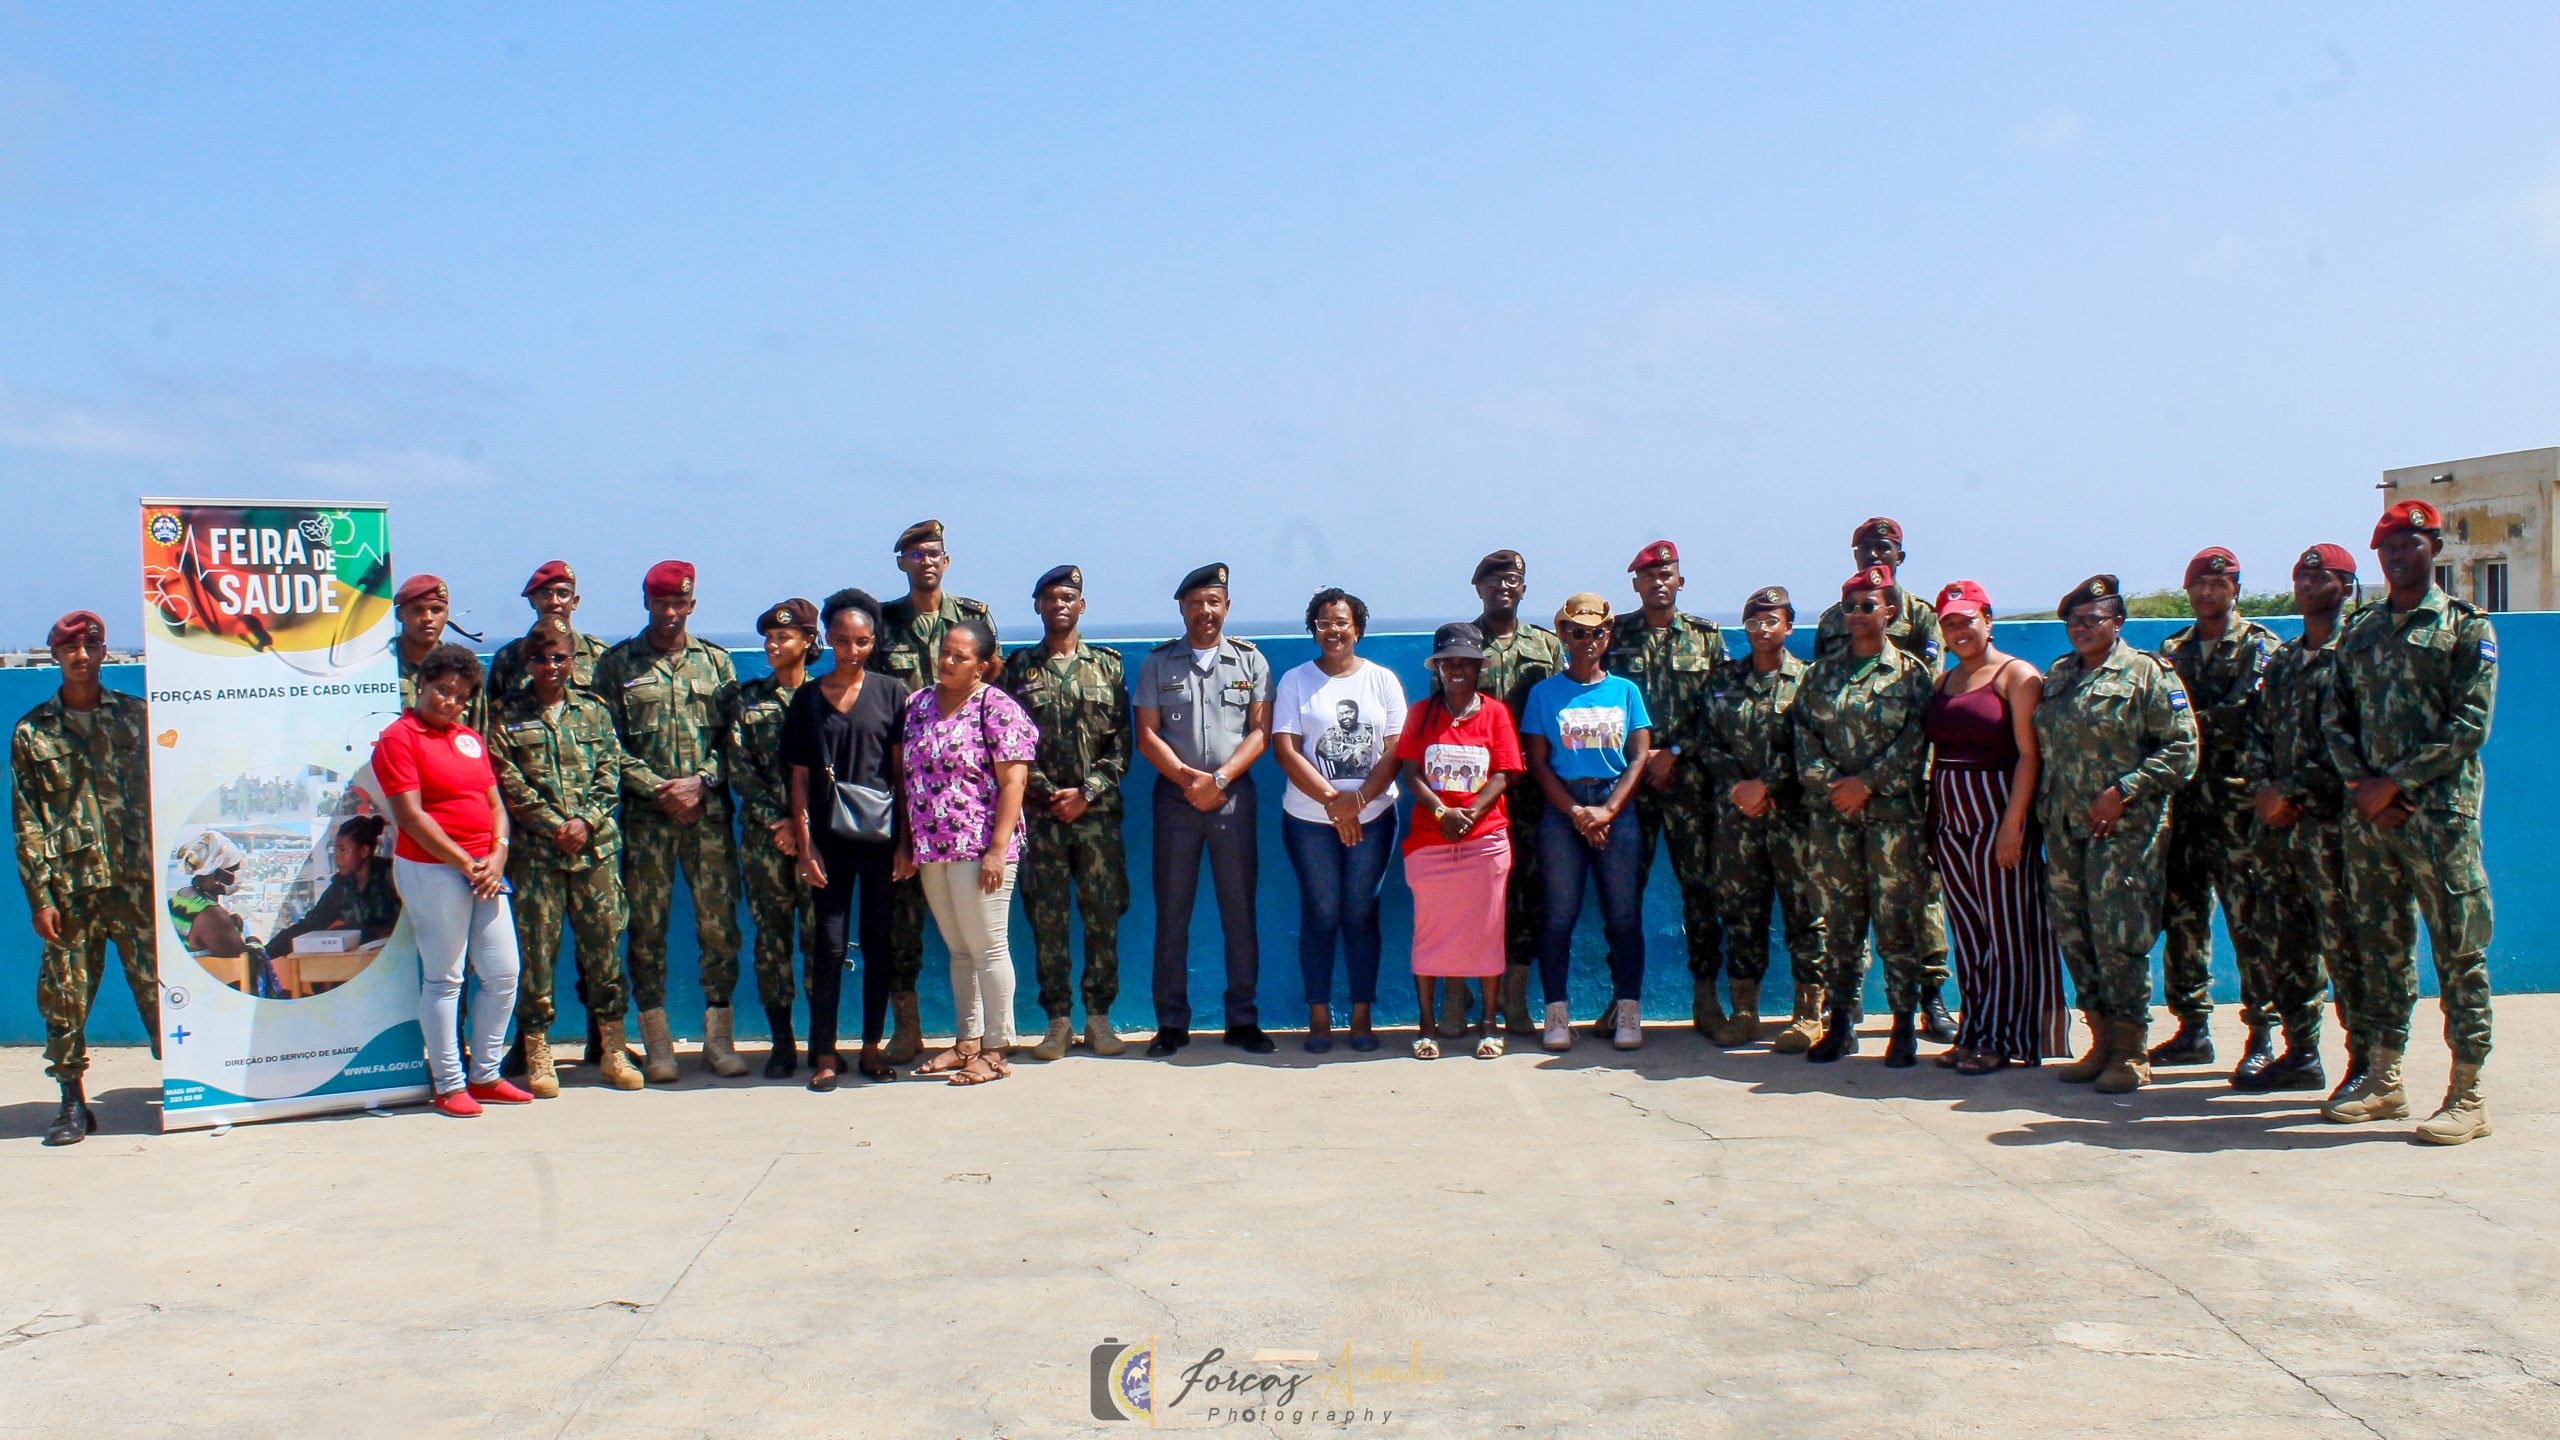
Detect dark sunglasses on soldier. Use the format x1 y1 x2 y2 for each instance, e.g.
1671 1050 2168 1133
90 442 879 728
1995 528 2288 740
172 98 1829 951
1842 600 1884 614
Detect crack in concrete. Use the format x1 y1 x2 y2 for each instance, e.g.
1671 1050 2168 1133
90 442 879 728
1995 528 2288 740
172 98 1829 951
2378 1186 2521 1235
1606 1087 1729 1146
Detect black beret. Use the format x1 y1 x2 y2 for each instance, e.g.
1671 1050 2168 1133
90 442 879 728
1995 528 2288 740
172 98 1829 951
2059 573 2120 616
1471 549 1526 583
755 598 820 635
1742 585 1792 618
1033 564 1083 597
1175 562 1230 598
892 519 945 554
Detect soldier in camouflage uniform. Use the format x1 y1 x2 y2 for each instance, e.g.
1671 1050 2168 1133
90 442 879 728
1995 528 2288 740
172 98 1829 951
2236 544 2360 1096
485 560 612 701
723 598 820 1078
393 573 486 734
1692 586 1826 1050
594 559 745 1084
2033 574 2200 1095
1812 518 1956 1040
1606 539 1726 1036
14 611 157 1147
999 565 1133 1061
2320 500 2498 1145
869 518 996 1061
1440 549 1565 1036
1793 567 1935 1066
490 616 641 1095
2148 547 2286 1077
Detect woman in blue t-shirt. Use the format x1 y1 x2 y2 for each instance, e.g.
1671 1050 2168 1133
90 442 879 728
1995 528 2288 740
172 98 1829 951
1518 592 1654 1054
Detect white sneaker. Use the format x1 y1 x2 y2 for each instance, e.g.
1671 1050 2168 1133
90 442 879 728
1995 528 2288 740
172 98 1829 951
1542 1001 1574 1052
1613 1000 1643 1051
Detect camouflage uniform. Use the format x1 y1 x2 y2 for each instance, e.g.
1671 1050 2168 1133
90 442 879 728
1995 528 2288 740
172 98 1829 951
1446 620 1566 965
2033 641 2199 1023
1792 644 1934 1011
595 633 743 1011
999 640 1132 1020
12 690 159 1083
869 591 994 993
397 645 487 735
485 628 611 702
1606 611 1726 981
721 674 810 1012
1692 654 1826 989
1816 588 1954 1000
489 689 632 1027
2239 625 2349 1050
2321 586 2497 1065
2157 616 2283 1025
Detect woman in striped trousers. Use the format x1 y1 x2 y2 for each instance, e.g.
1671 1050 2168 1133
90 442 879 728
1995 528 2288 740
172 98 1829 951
1924 582 2071 1071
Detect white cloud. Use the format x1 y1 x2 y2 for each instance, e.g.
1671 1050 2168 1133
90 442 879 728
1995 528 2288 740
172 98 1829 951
0 385 197 461
2011 107 2084 155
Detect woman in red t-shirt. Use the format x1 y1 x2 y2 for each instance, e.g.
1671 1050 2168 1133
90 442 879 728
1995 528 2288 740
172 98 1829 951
1395 623 1525 1059
373 643 527 1117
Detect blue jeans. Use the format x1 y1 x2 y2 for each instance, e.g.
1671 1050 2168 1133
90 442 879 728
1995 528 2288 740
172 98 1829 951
1537 778 1646 1006
1282 811 1398 1007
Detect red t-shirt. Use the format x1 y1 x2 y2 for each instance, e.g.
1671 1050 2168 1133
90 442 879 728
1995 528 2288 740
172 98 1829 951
1393 695 1525 854
372 713 499 864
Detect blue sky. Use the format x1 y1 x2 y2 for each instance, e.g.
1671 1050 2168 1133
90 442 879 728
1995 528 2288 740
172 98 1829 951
3 4 2556 644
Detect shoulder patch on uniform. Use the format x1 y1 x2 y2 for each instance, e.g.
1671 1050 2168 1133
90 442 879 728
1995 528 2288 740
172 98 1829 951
958 598 990 617
1922 640 1942 661
1226 637 1258 651
2480 638 2498 661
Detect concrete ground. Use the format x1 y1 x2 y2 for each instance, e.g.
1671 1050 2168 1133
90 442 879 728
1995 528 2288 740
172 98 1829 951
3 999 2553 1440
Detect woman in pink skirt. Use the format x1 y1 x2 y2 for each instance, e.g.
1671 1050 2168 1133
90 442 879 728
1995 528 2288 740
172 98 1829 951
1395 623 1526 1059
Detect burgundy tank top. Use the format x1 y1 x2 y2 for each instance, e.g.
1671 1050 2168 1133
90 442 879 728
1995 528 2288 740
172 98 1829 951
1926 663 2020 769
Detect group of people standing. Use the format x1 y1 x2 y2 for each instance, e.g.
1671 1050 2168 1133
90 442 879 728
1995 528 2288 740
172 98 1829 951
16 501 2500 1149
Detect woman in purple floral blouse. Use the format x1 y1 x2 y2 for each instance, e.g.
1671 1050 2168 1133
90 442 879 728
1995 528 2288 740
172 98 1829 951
896 617 1039 1085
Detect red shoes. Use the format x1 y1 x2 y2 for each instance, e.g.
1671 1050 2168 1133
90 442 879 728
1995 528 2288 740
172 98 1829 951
467 1078 536 1105
431 1089 483 1118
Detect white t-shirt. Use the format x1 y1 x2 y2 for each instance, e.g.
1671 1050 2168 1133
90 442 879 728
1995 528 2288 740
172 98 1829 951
1272 658 1407 824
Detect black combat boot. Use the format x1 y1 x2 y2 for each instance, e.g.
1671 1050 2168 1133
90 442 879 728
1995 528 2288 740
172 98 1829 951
763 1005 800 1079
499 1036 528 1079
1807 1008 1859 1063
2324 1034 2369 1106
2228 1023 2277 1088
42 1078 96 1147
2147 1013 2214 1066
1882 1010 1918 1068
2251 1025 2327 1092
1919 986 1959 1044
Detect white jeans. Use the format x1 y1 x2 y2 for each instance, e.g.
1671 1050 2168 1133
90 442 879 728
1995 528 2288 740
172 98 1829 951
394 856 522 1095
919 859 1018 1047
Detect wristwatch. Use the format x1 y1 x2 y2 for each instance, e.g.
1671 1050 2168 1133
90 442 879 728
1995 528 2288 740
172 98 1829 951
1210 772 1230 792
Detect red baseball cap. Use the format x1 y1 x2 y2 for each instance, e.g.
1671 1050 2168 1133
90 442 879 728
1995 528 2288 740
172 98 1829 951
1842 564 1896 599
393 574 448 607
2372 500 2442 548
520 560 576 596
47 610 105 649
1627 539 1679 573
2184 547 2240 586
1934 579 1990 618
2294 543 2357 579
643 560 696 599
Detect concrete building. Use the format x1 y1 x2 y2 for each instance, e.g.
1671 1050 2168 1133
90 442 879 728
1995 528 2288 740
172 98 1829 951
2381 446 2558 612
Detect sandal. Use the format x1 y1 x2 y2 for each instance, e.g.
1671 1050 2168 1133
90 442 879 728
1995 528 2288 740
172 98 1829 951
949 1050 1010 1086
915 1044 976 1076
1954 1051 2011 1076
857 1054 898 1082
1411 1036 1440 1060
1475 1033 1504 1060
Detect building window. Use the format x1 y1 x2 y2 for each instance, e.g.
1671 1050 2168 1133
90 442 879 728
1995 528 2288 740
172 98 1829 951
2477 561 2509 612
2436 563 2457 593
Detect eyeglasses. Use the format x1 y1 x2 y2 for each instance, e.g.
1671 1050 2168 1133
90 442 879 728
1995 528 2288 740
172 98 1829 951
900 548 948 562
1842 600 1884 614
526 653 573 667
2064 613 2121 631
1741 615 1787 631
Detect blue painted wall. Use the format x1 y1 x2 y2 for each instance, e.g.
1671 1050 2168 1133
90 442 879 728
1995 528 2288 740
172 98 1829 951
7 612 2551 1044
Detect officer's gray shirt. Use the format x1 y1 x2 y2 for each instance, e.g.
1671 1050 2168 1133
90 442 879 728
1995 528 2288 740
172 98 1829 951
1134 637 1273 773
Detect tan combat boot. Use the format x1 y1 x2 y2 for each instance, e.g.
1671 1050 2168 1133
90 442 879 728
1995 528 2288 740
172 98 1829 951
701 1007 750 1077
2414 1062 2490 1145
1085 1015 1127 1057
1031 1017 1074 1061
2096 1020 2152 1094
1691 975 1727 1038
1771 983 1826 1054
2056 1011 2109 1084
523 1031 560 1099
1500 966 1535 1036
594 1018 646 1090
637 1008 680 1085
1712 978 1764 1047
2322 1043 2409 1124
885 991 923 1063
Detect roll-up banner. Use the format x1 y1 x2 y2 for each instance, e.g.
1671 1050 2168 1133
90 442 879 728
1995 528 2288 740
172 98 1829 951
140 500 429 1128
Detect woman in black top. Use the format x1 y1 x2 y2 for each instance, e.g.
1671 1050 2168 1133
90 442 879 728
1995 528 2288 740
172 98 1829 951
785 588 910 1089
267 815 400 961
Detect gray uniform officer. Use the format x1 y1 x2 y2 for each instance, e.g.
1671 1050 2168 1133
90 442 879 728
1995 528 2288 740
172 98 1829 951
1133 563 1277 1056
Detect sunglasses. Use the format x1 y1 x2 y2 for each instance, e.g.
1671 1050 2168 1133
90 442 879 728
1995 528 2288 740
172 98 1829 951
526 653 574 667
2064 613 2121 630
1841 600 1884 614
1560 623 1609 642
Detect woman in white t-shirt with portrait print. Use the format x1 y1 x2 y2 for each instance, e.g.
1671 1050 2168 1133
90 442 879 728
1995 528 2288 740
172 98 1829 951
1272 588 1407 1053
